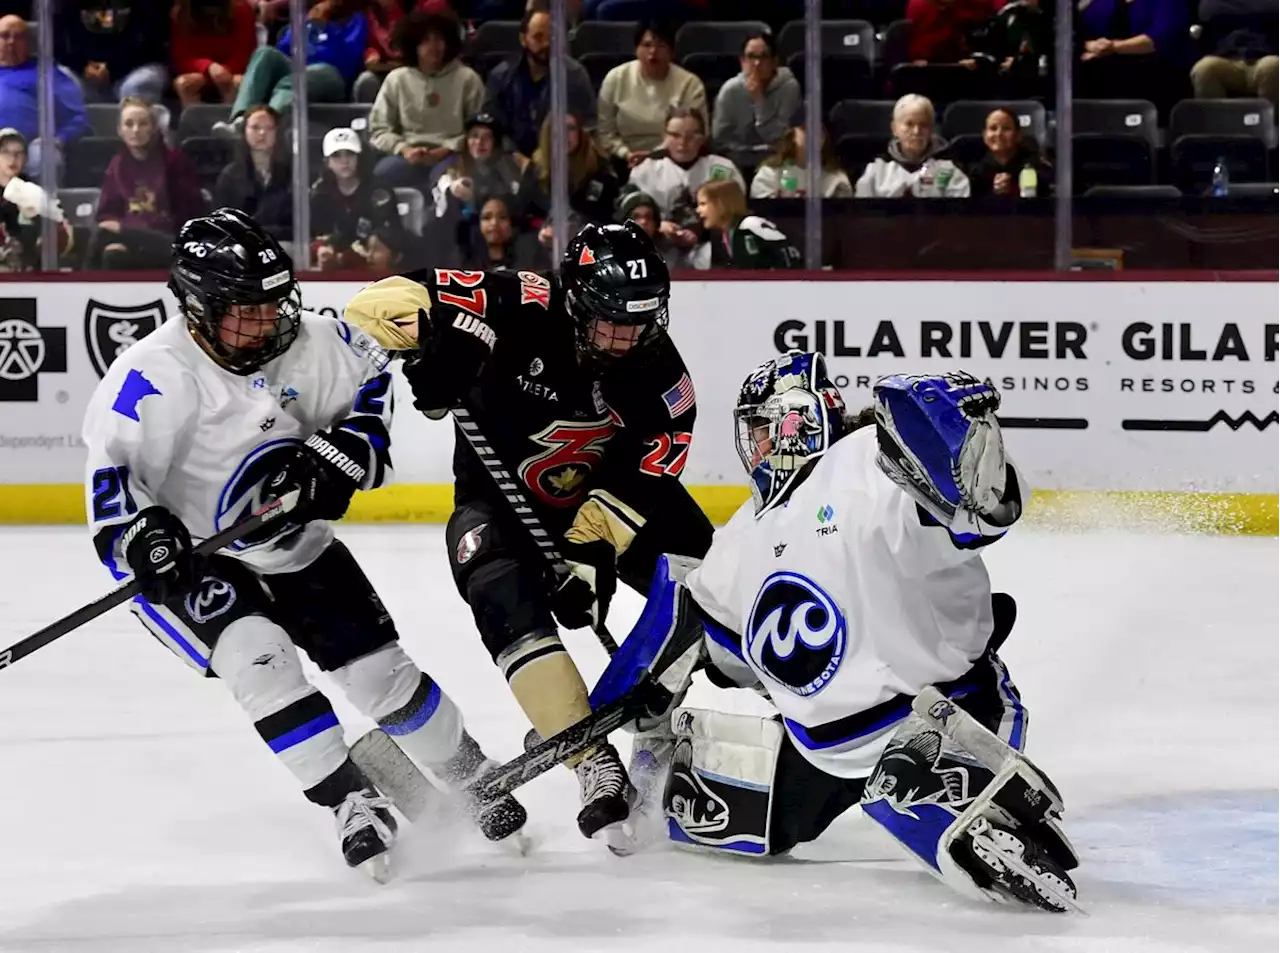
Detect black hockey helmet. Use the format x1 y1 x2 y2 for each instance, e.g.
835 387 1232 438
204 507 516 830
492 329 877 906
560 220 670 363
168 207 301 375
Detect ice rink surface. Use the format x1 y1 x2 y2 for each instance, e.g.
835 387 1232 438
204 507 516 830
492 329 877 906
0 525 1275 953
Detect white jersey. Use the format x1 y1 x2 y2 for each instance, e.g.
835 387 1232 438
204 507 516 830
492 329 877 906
686 425 1027 780
82 313 394 578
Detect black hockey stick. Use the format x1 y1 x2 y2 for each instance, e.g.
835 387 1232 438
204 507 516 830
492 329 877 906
468 677 668 801
451 405 619 655
0 490 301 671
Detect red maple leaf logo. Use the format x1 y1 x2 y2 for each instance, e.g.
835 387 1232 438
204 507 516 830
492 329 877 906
578 246 596 266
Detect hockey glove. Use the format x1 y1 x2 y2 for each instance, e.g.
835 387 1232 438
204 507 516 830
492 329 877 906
402 307 496 420
552 539 617 631
263 428 369 523
873 372 1014 527
121 506 197 604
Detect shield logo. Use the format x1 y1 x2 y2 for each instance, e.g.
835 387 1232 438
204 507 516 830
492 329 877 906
85 299 165 378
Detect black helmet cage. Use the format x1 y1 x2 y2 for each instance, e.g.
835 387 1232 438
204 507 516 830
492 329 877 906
561 220 671 364
169 209 301 375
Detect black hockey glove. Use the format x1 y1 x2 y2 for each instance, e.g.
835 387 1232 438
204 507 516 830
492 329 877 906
263 429 369 523
551 539 617 631
121 506 196 604
402 307 496 419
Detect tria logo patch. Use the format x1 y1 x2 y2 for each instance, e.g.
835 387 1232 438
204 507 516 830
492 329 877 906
578 246 596 266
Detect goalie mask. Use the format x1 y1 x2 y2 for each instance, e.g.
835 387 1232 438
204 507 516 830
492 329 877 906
734 350 847 515
169 207 301 375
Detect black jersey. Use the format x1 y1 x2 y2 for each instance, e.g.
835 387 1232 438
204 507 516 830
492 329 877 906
409 267 698 536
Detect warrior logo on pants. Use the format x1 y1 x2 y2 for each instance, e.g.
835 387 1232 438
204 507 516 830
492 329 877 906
185 576 238 623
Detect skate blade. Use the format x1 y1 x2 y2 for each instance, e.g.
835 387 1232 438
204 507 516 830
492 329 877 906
971 830 1086 916
358 851 394 884
601 818 637 856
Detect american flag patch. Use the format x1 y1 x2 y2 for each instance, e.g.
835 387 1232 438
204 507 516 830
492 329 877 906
662 373 696 417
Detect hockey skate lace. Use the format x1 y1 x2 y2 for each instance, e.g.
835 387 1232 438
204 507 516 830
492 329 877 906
337 790 394 842
576 749 626 801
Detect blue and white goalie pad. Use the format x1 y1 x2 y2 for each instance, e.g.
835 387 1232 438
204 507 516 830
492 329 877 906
873 372 1020 531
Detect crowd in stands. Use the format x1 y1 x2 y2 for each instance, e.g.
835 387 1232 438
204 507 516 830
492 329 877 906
0 0 1273 273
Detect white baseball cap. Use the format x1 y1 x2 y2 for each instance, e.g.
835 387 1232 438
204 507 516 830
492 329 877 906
323 127 362 157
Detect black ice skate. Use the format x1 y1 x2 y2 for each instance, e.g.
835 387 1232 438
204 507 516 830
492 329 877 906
335 788 397 883
575 742 637 839
439 732 530 844
951 816 1081 913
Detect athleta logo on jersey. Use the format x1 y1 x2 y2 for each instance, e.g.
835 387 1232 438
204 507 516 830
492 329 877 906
746 571 847 697
84 299 164 378
0 298 67 401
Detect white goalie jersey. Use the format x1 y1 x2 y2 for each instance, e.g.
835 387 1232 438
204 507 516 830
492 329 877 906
82 313 394 578
685 424 1029 780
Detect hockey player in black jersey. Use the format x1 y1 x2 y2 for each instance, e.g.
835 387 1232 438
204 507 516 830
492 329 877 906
345 221 714 841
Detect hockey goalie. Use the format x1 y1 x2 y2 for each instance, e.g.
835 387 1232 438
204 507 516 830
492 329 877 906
592 351 1082 912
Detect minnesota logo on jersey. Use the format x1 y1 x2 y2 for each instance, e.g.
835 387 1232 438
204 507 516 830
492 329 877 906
745 571 847 698
216 438 304 549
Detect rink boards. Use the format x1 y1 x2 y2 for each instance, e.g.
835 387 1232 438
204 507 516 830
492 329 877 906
0 275 1275 533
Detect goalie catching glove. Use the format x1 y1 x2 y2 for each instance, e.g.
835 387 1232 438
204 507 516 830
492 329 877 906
263 428 370 523
873 372 1019 530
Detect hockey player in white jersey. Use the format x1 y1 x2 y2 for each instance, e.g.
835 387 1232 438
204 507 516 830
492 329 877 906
591 351 1080 911
81 208 526 878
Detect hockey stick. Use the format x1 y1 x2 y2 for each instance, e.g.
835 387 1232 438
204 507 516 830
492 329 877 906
451 405 619 655
0 490 301 671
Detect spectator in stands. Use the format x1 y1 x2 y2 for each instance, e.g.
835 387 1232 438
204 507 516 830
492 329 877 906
90 97 205 268
311 125 409 270
56 1 170 105
750 123 853 198
356 0 448 103
0 128 74 270
0 16 90 182
171 0 257 107
598 20 707 167
517 110 619 227
370 11 485 190
1076 0 1191 115
484 3 596 167
966 105 1052 197
712 32 800 157
429 112 522 219
459 193 541 271
906 0 1002 65
213 104 292 238
1190 0 1278 107
693 178 802 270
854 94 970 197
617 187 689 269
214 0 367 136
628 106 745 219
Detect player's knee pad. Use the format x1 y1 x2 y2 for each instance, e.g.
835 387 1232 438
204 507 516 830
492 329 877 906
662 707 784 858
330 644 463 768
210 615 347 789
860 688 1078 907
463 555 556 661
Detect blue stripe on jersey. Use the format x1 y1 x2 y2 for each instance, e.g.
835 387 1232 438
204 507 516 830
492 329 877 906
785 685 975 752
996 662 1026 750
380 680 442 737
267 711 342 753
703 616 744 662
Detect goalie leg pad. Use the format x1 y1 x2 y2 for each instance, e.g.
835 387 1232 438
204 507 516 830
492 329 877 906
860 688 1079 911
662 707 783 857
590 555 705 724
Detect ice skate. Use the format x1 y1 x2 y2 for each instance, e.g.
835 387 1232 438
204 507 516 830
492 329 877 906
575 742 637 839
335 788 397 883
438 731 530 849
952 816 1082 913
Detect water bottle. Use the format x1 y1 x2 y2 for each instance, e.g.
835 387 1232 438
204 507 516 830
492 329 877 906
779 164 799 197
1018 164 1038 199
1211 157 1229 197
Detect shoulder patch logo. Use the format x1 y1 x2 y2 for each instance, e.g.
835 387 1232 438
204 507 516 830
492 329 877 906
110 368 162 421
578 245 596 266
